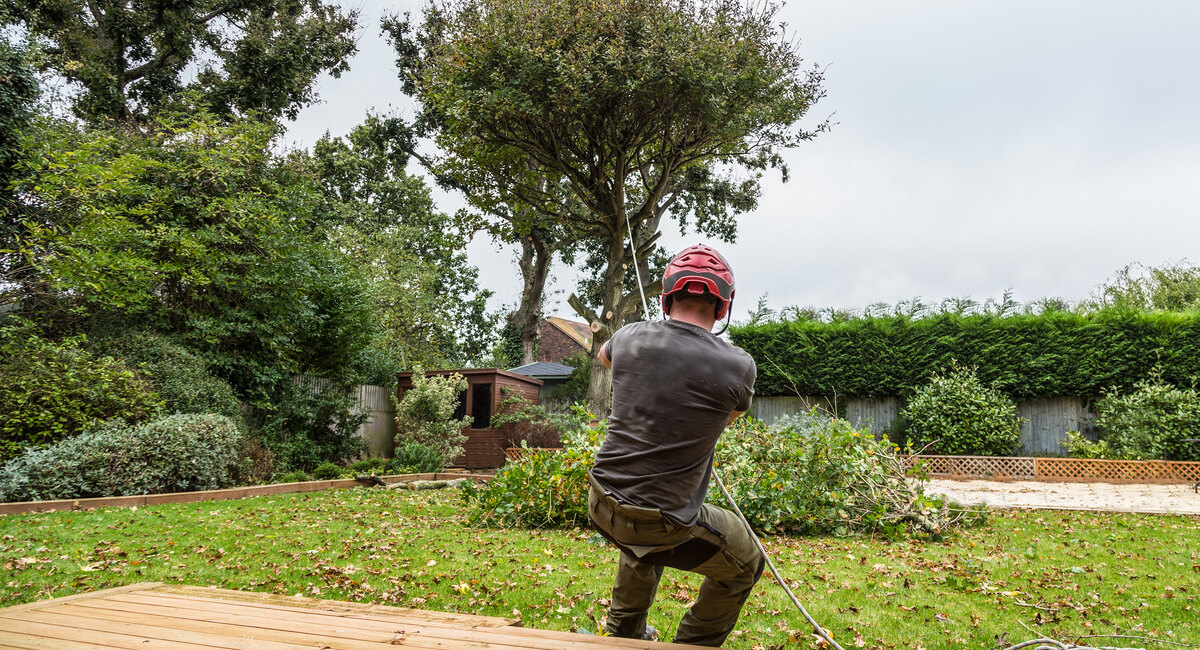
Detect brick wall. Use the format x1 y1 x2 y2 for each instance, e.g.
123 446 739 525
537 322 586 363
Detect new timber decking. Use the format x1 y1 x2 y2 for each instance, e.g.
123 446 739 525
0 583 707 649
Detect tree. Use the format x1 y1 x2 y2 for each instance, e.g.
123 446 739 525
4 0 356 124
1090 262 1200 312
394 0 825 411
9 110 378 400
306 115 496 370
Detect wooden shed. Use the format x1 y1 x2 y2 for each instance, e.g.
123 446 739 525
396 369 543 469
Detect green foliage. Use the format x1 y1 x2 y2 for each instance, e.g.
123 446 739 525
87 330 243 427
252 378 367 473
901 364 1022 456
275 470 312 484
0 413 243 503
7 0 357 123
306 116 495 369
392 0 825 410
10 111 380 466
1061 430 1115 460
0 324 160 462
464 405 599 528
489 388 565 449
714 415 983 538
545 353 591 404
311 462 342 480
464 446 593 529
1090 262 1200 312
0 41 37 198
392 442 445 474
731 311 1200 399
394 371 471 466
1093 371 1200 461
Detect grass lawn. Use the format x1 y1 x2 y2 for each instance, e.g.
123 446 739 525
1 487 1196 649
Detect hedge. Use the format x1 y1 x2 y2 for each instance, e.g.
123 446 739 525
729 311 1200 398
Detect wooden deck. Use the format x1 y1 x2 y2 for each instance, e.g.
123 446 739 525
0 583 707 649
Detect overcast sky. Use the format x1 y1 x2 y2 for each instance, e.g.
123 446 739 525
285 0 1200 324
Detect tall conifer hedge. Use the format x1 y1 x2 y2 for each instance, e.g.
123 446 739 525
729 311 1200 398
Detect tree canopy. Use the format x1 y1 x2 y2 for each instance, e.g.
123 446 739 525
395 0 825 410
4 0 357 123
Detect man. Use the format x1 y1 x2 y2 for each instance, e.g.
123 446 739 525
588 244 763 647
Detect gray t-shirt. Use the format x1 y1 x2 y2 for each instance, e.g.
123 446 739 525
591 319 756 526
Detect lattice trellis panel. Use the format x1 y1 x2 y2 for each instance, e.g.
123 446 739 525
1036 458 1171 482
903 455 1200 484
902 455 1036 479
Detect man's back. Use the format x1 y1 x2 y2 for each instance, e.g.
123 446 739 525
591 319 756 526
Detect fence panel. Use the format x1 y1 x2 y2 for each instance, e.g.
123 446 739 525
846 398 899 436
748 396 833 425
1018 397 1091 456
295 376 396 458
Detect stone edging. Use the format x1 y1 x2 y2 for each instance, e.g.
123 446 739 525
0 472 489 516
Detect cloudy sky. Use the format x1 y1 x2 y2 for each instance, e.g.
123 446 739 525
285 0 1200 324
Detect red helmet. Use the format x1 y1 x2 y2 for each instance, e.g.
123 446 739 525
661 244 735 319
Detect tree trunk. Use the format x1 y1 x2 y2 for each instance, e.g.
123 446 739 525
509 230 551 365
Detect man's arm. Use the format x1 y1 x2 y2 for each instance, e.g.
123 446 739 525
726 410 744 427
597 340 612 369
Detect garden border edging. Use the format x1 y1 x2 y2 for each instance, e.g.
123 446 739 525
0 472 489 516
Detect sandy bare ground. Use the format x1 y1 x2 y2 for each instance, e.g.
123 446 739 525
924 478 1200 515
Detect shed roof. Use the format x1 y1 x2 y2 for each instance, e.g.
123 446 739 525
508 361 577 379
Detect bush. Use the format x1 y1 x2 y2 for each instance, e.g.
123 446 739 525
1093 371 1200 461
0 324 161 462
275 470 312 483
394 370 471 466
489 388 564 449
464 406 600 528
311 461 343 480
901 364 1022 456
1061 430 1115 460
88 330 244 427
392 442 444 474
713 414 983 538
252 377 368 472
0 414 242 503
349 457 392 474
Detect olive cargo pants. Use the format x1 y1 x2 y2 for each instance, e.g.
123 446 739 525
588 476 765 647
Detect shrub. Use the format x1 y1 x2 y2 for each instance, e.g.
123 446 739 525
88 330 244 427
713 414 983 538
0 324 161 462
392 442 445 474
902 364 1022 456
349 457 392 474
275 470 312 483
394 370 471 466
0 414 242 503
1061 430 1115 460
464 406 600 528
545 353 590 404
490 389 564 449
312 461 343 480
252 377 368 472
1093 371 1200 461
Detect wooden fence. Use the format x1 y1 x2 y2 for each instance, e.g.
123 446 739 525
748 395 1094 455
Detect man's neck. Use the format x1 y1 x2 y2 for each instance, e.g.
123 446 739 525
668 310 716 332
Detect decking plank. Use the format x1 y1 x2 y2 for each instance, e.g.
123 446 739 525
17 604 529 650
68 595 677 650
0 583 717 649
0 610 312 650
152 584 516 627
0 617 213 650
